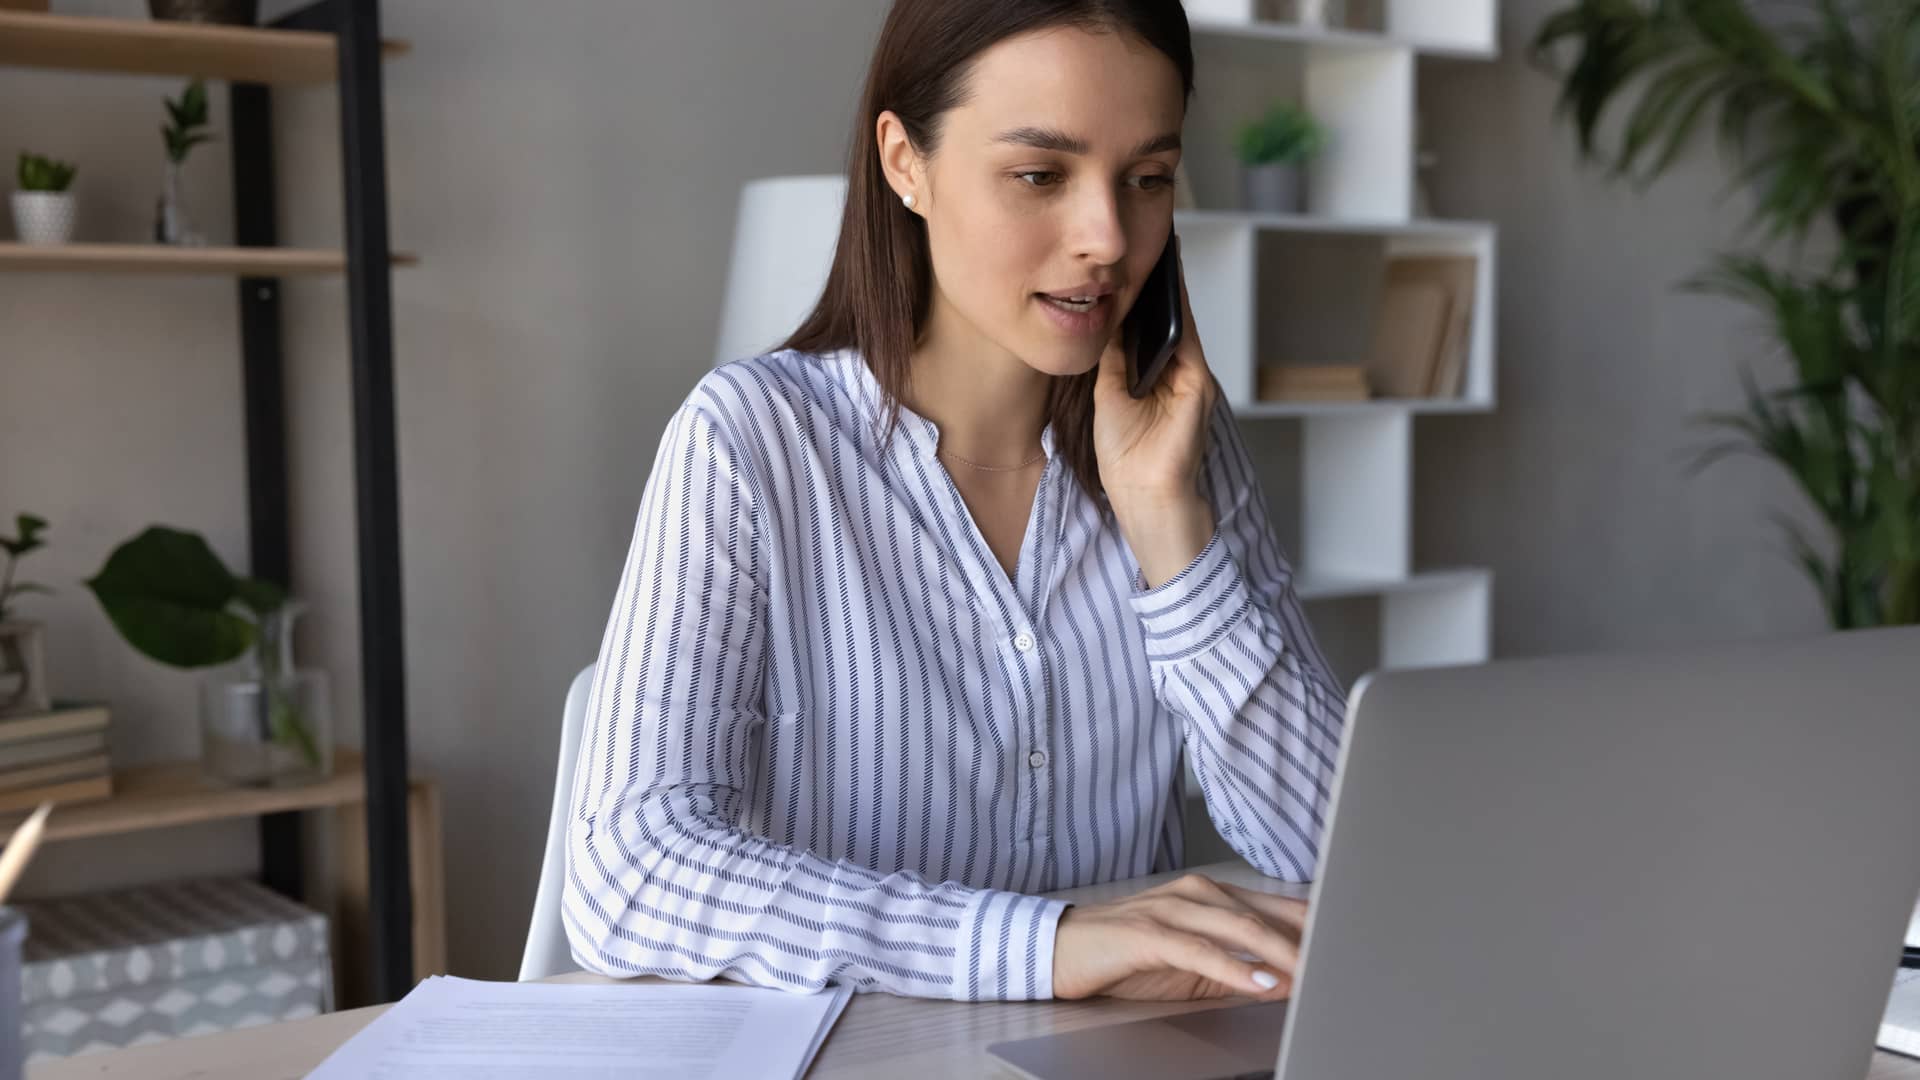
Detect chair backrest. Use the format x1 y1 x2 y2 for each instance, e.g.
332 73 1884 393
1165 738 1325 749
518 662 596 981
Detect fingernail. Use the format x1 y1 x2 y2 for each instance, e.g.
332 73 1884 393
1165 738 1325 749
1251 970 1279 990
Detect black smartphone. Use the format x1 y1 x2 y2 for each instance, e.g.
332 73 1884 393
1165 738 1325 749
1123 231 1184 399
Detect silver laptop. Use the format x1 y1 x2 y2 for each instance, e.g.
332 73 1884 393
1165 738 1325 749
989 626 1920 1080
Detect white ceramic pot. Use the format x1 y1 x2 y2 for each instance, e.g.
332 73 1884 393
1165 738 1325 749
10 191 77 246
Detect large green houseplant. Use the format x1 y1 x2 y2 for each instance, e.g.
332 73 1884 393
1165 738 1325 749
1533 0 1920 628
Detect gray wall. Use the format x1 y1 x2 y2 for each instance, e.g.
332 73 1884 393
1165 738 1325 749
0 0 1826 982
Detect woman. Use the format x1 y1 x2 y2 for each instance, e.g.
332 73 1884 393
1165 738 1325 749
564 0 1348 1005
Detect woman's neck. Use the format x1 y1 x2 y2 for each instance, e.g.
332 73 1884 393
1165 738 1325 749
905 299 1050 467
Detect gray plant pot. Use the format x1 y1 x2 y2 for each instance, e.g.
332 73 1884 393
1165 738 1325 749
1241 163 1306 215
9 193 76 247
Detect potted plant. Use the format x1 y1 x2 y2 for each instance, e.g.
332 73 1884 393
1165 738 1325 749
11 153 77 246
86 526 331 787
1235 101 1326 214
1534 1 1920 628
0 514 53 720
155 78 214 246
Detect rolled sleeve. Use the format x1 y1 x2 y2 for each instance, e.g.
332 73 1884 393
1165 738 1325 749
953 890 1072 1001
1128 531 1254 664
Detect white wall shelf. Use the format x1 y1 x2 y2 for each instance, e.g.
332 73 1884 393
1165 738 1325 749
1187 14 1499 60
1173 4 1498 854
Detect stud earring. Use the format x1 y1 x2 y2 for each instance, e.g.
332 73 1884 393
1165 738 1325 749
902 194 915 209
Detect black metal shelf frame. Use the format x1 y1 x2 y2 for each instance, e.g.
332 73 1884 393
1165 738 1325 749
231 0 413 1004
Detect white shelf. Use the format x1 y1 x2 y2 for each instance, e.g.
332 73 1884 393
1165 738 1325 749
1233 398 1492 419
1175 209 1492 237
1295 567 1491 602
1188 15 1499 59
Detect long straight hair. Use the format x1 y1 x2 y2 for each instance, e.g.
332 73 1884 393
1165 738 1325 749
775 0 1194 504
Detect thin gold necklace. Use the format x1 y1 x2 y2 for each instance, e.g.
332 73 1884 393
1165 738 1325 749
938 444 1045 472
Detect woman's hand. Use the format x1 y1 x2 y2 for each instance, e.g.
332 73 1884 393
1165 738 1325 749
1092 242 1219 511
1094 241 1223 587
1051 873 1308 1002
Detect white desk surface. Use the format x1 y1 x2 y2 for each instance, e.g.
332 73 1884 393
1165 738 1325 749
24 859 1920 1080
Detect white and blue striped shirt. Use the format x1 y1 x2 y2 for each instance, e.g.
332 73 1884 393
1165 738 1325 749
563 347 1347 1001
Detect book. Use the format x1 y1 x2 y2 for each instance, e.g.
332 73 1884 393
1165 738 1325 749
0 731 108 771
0 703 108 747
1366 254 1476 399
0 753 109 794
1259 364 1370 402
0 773 111 813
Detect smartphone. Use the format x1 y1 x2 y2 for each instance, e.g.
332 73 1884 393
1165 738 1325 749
1123 231 1184 399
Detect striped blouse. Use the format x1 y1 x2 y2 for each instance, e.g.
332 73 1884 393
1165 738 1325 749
563 346 1348 1002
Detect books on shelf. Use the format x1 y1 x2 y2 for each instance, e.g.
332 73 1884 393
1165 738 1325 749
1365 253 1476 400
0 703 112 812
1257 363 1371 402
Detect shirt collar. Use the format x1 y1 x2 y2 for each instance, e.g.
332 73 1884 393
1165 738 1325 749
824 346 1058 464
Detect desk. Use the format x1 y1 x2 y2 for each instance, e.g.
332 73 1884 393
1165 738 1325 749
24 859 1920 1079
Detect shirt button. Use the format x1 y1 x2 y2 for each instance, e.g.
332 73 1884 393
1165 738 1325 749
1028 750 1048 768
1013 630 1036 653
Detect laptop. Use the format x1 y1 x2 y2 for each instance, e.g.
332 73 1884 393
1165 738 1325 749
989 625 1920 1080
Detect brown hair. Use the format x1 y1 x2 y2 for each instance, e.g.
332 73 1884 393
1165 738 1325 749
774 0 1195 505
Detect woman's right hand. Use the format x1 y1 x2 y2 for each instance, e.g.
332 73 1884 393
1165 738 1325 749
1051 873 1307 1002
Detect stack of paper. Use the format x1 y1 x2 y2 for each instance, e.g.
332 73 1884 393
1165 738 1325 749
306 975 854 1078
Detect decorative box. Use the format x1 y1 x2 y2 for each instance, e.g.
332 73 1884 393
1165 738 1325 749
12 876 332 1061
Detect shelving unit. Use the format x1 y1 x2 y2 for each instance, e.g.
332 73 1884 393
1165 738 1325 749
1169 1 1499 859
1174 0 1500 676
0 2 418 1005
0 749 445 1008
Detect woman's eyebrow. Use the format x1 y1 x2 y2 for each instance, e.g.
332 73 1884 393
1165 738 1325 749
990 125 1181 158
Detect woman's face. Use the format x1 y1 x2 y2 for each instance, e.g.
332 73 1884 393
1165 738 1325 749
880 26 1185 378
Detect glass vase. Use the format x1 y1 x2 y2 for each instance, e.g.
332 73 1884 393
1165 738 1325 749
154 160 205 247
199 600 332 788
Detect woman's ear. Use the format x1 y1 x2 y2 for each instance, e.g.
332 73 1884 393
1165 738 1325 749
875 109 923 212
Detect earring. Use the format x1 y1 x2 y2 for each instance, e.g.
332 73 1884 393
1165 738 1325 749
902 194 916 209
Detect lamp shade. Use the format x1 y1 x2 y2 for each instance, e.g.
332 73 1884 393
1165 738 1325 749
712 174 849 368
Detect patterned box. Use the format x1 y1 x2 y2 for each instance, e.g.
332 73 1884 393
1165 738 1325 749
11 876 332 1061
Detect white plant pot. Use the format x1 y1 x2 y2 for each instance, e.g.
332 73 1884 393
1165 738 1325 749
10 191 77 246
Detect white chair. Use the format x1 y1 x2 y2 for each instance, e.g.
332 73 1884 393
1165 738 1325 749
519 662 596 981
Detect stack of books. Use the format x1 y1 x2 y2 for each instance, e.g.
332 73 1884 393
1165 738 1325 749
0 703 112 812
1257 364 1371 402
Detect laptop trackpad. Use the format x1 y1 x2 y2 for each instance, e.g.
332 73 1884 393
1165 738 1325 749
987 1001 1287 1080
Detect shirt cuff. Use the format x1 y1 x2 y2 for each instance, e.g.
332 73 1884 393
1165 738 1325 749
1128 530 1253 663
953 890 1071 1001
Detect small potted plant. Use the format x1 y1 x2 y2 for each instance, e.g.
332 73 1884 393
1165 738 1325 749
155 78 214 246
1235 101 1327 214
0 514 54 720
11 153 78 246
87 525 331 787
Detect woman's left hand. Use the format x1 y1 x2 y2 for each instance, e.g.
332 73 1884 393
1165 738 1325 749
1092 247 1219 510
1093 246 1223 588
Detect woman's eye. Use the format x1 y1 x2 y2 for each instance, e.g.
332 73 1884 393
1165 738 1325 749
1014 172 1176 191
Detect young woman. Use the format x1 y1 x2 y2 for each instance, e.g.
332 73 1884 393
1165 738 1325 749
564 0 1348 1005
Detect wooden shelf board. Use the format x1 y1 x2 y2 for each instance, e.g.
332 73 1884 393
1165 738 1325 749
0 242 419 276
0 748 366 845
0 11 408 85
